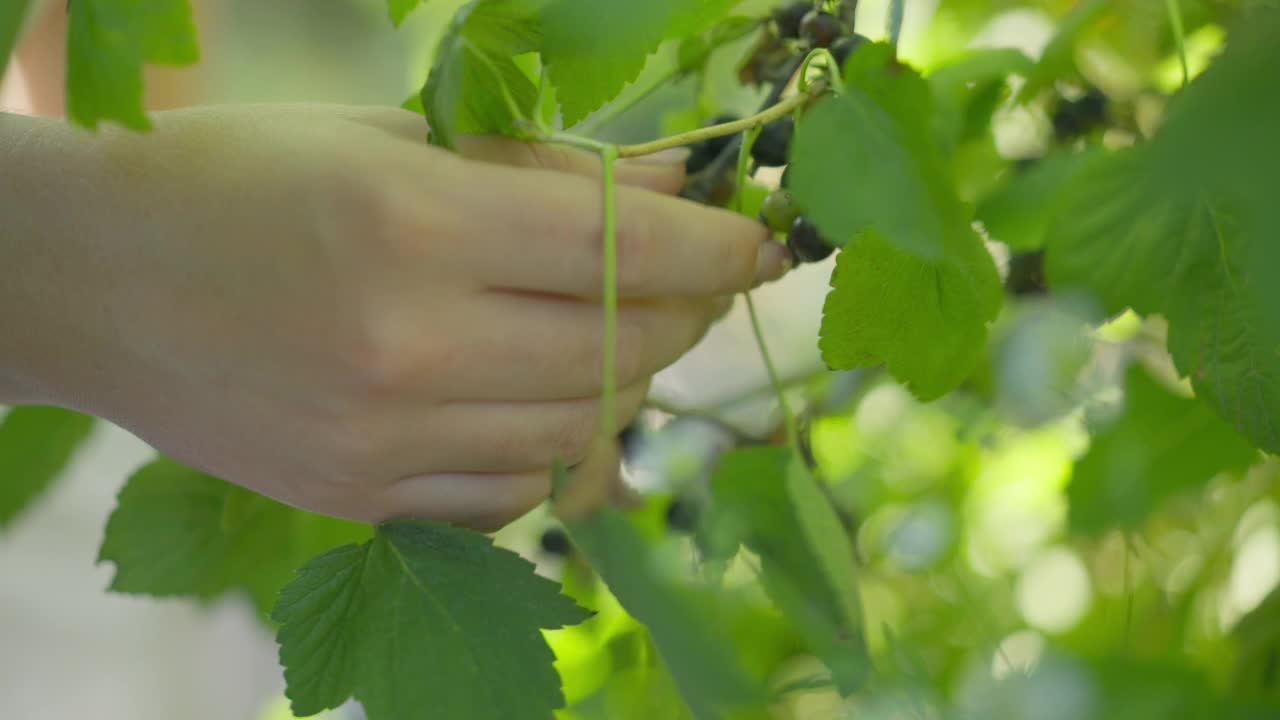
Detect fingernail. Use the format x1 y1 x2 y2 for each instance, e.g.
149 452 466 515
621 147 691 166
754 241 793 285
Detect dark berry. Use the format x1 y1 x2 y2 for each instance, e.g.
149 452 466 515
665 497 701 534
830 33 868 68
787 217 836 263
837 0 860 30
800 10 841 49
772 1 811 39
759 189 802 234
751 116 794 167
1006 250 1047 296
619 420 644 461
539 527 571 556
1051 87 1108 140
685 113 741 174
1013 156 1040 174
705 113 740 153
685 143 718 174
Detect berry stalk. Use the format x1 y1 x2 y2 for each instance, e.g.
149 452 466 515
599 144 620 443
736 127 801 453
683 53 806 203
614 83 825 160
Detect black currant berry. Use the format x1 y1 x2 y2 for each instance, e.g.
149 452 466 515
665 497 701 534
619 420 644 461
539 527 571 556
1051 87 1108 140
800 10 841 49
787 217 836 263
830 33 868 67
685 113 741 174
685 144 718 174
772 1 811 39
759 189 802 235
751 116 794 167
1006 250 1047 296
705 113 740 152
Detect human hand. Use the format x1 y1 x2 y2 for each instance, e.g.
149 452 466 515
0 105 786 529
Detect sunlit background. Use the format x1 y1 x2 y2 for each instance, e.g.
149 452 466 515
1 1 1272 719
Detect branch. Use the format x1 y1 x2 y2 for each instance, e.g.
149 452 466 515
684 53 807 203
615 82 826 159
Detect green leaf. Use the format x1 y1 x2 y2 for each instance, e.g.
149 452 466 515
927 47 1033 147
707 447 870 695
540 0 736 126
0 406 94 529
819 228 1000 401
1046 16 1280 452
66 0 200 130
274 519 590 720
1067 365 1257 535
562 499 766 719
792 43 963 259
387 0 427 26
98 457 371 615
420 0 544 148
0 0 33 87
1232 585 1280 697
1014 0 1107 102
976 149 1099 251
791 44 1001 399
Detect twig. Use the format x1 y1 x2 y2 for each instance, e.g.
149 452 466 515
616 85 823 159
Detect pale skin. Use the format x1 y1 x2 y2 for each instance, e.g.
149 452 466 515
1 61 787 530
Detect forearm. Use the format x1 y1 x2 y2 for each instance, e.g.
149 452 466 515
0 112 106 407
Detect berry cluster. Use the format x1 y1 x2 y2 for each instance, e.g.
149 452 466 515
758 183 836 264
1051 86 1108 141
681 2 869 266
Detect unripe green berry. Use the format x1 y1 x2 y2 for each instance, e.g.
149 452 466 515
759 189 802 235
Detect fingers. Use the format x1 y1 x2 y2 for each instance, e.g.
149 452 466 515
366 385 646 532
456 160 788 298
455 135 687 195
417 293 720 401
351 112 687 194
389 382 648 474
341 105 431 140
369 469 551 531
554 434 622 520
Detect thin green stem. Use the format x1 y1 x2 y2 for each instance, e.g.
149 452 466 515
746 294 800 449
471 49 528 128
615 84 824 159
799 48 843 93
735 127 800 451
734 126 761 214
600 144 620 441
1164 0 1190 86
546 83 826 161
534 65 553 134
548 131 608 155
887 0 906 49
